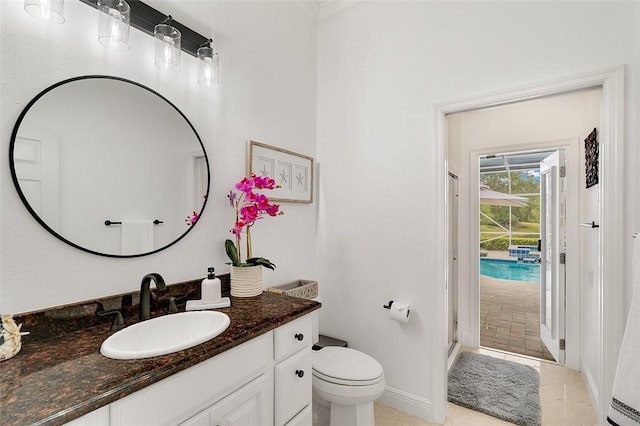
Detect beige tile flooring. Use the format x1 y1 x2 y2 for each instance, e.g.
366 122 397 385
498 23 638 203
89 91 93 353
374 347 598 425
480 274 555 361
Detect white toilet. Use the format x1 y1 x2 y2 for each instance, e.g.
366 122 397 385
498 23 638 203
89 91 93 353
310 305 386 426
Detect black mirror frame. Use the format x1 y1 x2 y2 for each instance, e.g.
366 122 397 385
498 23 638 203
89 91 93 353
9 75 210 258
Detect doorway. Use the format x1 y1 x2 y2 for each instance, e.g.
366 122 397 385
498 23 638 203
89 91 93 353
446 86 602 371
433 67 625 425
477 149 564 362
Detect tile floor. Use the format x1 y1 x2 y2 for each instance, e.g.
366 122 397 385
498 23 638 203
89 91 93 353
373 347 598 425
480 274 555 361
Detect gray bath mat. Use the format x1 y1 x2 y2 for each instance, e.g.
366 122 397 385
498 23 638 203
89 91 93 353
448 352 541 426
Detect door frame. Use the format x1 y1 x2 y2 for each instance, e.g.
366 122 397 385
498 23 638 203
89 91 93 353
432 66 625 424
447 171 459 357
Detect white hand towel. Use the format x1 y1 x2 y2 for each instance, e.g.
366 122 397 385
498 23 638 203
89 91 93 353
607 235 640 425
120 220 154 255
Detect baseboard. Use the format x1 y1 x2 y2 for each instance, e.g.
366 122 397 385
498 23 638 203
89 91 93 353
581 360 600 413
460 333 474 347
447 342 462 370
377 386 433 421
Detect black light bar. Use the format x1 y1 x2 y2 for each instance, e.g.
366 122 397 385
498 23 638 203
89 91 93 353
78 0 210 57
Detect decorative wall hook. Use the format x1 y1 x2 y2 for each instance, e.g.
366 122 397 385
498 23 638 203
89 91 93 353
579 221 599 228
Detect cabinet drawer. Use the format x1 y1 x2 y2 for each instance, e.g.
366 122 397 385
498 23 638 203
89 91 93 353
275 348 312 426
274 315 312 361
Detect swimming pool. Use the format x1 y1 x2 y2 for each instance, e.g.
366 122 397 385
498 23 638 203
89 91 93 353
480 258 540 283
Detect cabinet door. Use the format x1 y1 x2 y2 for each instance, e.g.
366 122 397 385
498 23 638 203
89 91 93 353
284 405 311 426
181 370 274 426
275 348 312 426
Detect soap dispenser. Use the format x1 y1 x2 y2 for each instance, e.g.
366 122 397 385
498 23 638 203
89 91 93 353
201 267 221 303
185 267 231 311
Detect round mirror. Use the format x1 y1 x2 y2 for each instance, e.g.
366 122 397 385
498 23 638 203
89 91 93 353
10 75 209 257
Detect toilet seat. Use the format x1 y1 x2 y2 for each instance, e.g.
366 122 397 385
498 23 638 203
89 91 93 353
313 369 383 386
311 346 386 425
312 347 384 386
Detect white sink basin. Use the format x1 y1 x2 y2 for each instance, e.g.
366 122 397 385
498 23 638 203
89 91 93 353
100 311 230 360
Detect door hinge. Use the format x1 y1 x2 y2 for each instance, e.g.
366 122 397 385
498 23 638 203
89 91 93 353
560 252 566 264
560 339 566 350
560 166 566 178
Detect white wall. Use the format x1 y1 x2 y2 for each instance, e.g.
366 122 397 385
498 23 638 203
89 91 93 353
0 0 318 313
317 1 637 421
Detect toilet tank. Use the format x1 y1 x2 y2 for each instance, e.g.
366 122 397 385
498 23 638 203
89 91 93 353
311 297 321 345
310 297 349 350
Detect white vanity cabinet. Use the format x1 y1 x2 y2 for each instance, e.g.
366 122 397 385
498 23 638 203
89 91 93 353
63 313 315 426
110 332 274 426
273 315 313 426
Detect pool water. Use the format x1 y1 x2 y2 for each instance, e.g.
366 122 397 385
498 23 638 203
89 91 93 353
480 258 540 283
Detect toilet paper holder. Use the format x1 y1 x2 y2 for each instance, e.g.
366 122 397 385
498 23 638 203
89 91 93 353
383 300 394 309
383 300 411 321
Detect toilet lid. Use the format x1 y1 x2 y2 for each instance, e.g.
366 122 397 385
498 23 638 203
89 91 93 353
313 347 384 385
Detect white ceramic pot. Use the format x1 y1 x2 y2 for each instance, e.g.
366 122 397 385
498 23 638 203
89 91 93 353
230 265 263 297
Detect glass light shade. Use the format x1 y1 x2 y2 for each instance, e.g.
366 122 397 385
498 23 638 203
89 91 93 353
154 23 181 71
24 0 65 24
97 0 130 51
197 46 219 88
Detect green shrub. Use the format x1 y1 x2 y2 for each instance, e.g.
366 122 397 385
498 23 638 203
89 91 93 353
480 237 539 251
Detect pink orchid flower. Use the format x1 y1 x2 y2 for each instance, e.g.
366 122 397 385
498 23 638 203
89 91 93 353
253 175 276 190
265 204 280 217
227 174 284 266
235 177 255 193
185 211 199 226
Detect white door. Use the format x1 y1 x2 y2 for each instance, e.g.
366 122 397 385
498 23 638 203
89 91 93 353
186 152 208 213
539 150 566 363
13 129 61 231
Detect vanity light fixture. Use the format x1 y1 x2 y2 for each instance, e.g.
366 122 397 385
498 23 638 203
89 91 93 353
79 0 214 79
97 0 130 50
154 16 181 71
197 39 219 88
24 0 65 23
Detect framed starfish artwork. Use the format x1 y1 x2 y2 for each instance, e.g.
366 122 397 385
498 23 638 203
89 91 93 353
247 140 314 203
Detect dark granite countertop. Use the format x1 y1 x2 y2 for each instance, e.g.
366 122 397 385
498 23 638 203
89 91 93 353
0 278 320 426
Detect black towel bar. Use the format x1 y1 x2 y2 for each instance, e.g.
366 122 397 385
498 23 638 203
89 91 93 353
104 220 163 226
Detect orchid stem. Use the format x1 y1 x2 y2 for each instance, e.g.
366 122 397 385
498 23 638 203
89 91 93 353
246 226 252 259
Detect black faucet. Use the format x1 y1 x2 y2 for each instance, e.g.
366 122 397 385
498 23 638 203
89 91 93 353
139 273 166 321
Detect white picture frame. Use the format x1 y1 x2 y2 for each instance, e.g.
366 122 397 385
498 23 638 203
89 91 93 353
247 140 314 203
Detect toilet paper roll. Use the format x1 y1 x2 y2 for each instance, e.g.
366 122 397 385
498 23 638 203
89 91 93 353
389 302 410 323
